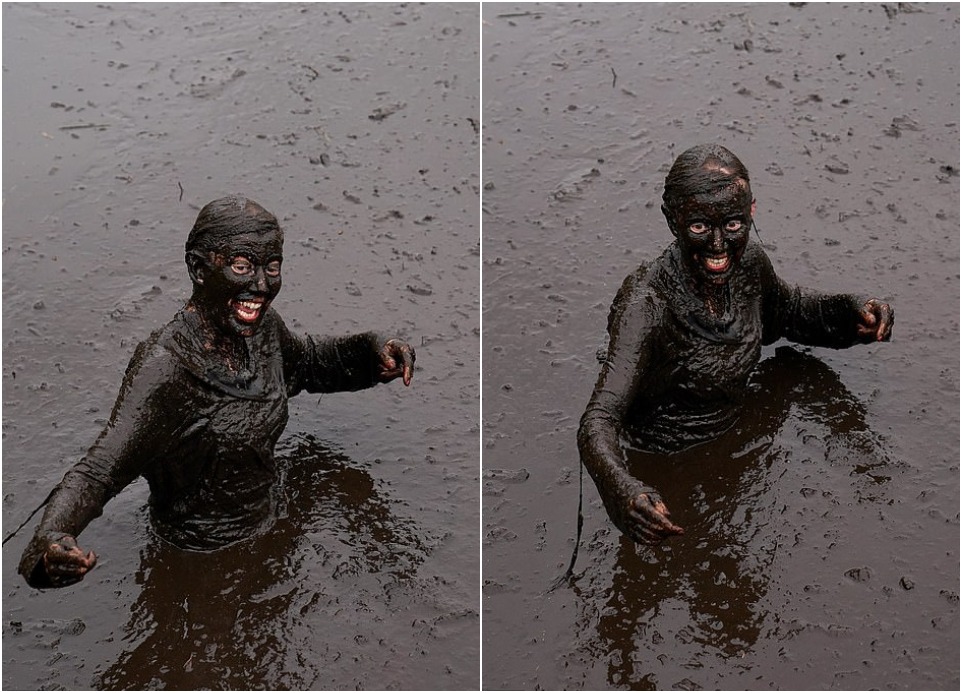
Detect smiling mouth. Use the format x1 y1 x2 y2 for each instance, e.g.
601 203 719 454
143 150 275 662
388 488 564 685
230 298 266 324
700 254 731 273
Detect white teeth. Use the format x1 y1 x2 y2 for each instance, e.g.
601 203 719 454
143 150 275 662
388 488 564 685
704 256 729 271
232 299 264 322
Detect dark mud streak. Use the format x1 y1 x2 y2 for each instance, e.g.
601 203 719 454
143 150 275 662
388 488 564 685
482 3 958 690
2 3 479 690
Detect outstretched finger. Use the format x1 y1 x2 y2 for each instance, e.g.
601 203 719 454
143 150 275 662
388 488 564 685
399 347 415 386
652 501 685 534
630 517 684 543
644 515 685 536
633 495 684 533
84 550 98 570
628 507 684 538
875 304 894 341
379 343 397 371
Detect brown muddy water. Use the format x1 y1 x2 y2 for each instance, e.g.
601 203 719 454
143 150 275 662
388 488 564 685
2 3 479 690
482 3 958 691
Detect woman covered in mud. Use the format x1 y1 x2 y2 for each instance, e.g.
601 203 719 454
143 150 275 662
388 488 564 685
578 144 894 544
19 195 416 588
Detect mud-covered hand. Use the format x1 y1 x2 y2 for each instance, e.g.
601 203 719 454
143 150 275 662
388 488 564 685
42 535 97 588
856 298 894 343
604 480 684 544
377 338 416 386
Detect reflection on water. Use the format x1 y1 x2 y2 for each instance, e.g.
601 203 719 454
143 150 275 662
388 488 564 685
568 347 899 688
98 434 428 690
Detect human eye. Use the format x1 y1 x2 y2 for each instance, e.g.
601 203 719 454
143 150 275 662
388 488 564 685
725 218 744 232
688 222 709 234
265 260 282 277
230 257 253 275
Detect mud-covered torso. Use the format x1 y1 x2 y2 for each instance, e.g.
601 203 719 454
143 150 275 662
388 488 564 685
620 244 766 452
143 310 291 549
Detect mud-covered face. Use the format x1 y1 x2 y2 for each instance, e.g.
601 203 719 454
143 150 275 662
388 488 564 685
194 230 283 338
667 184 754 287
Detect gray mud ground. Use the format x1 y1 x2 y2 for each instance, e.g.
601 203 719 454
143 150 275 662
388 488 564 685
2 3 479 690
482 3 958 690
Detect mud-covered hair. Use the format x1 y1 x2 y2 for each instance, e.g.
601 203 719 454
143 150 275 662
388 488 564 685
661 144 752 214
185 195 282 257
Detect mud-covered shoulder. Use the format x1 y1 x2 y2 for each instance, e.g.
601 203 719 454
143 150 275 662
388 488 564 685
596 257 670 372
120 329 184 392
256 306 303 356
607 253 670 335
111 319 207 418
726 240 782 312
257 305 286 335
738 239 777 282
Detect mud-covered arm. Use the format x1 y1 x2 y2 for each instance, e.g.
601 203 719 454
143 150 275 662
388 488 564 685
18 343 183 588
577 277 684 543
279 317 415 395
755 245 886 348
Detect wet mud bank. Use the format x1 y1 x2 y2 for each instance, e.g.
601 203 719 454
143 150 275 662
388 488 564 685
3 3 479 690
482 3 958 690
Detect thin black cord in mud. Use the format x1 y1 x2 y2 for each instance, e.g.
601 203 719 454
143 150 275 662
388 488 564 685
545 460 585 594
2 492 53 546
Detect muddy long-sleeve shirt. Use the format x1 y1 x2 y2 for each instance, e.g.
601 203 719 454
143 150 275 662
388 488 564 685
579 240 868 470
19 308 385 587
